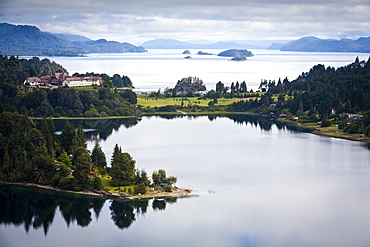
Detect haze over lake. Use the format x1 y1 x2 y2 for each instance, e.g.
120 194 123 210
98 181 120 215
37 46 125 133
38 49 369 91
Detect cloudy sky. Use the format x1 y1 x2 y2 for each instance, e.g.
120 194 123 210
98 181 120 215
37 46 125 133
0 0 369 45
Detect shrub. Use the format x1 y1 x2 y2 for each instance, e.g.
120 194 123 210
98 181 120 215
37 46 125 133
321 119 331 127
164 185 172 192
58 177 75 190
134 183 147 194
92 176 103 190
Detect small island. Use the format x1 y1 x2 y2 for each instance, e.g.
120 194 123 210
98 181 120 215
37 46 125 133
197 51 213 55
184 56 192 59
217 49 254 57
182 50 191 54
231 56 247 61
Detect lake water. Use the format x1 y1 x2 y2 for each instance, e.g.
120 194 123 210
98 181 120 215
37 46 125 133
33 49 369 91
1 115 370 247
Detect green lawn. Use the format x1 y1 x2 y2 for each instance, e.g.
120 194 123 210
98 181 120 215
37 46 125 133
69 86 97 90
100 176 135 193
137 96 258 107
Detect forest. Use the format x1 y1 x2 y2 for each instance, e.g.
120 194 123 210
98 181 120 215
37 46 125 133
144 56 370 137
0 112 177 194
0 55 139 117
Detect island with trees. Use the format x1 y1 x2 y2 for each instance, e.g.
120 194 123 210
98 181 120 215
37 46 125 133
0 112 190 199
217 49 254 57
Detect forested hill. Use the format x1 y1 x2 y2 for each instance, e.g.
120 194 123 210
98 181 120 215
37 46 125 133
0 23 86 56
72 39 146 53
269 36 370 53
266 56 370 115
0 55 139 117
0 23 146 56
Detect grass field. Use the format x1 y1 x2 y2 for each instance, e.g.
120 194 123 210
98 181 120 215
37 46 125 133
100 176 135 193
137 96 258 107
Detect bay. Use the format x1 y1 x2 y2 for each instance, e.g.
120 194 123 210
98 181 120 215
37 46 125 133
1 115 370 247
36 49 369 91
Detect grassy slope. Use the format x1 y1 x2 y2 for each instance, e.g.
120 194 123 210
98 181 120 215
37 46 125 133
100 176 135 193
137 96 258 107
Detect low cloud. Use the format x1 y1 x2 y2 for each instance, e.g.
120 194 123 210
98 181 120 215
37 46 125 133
0 0 369 44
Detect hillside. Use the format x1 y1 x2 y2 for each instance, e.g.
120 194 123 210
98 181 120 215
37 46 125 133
0 23 86 56
48 32 92 42
141 39 262 49
0 23 147 56
73 39 146 53
278 36 370 52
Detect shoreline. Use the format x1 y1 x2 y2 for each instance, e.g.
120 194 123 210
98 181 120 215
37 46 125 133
33 111 370 143
143 112 370 143
0 181 192 201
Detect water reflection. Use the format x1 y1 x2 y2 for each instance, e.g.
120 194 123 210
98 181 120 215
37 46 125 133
0 185 177 234
52 118 142 140
49 114 313 142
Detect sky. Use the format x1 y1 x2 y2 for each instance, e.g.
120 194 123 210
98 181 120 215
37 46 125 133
0 0 369 45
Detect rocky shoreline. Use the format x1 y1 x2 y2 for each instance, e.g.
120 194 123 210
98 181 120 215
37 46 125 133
0 181 192 200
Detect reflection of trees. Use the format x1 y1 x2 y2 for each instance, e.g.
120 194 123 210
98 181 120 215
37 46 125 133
152 198 177 211
59 198 96 227
110 200 136 229
51 118 142 141
109 200 150 229
0 185 178 233
0 185 58 235
0 185 104 234
152 199 166 211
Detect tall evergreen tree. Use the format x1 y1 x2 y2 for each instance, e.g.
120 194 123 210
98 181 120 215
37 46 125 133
72 146 91 190
59 120 75 153
39 117 56 157
110 152 136 186
91 140 107 170
70 126 87 154
111 143 122 163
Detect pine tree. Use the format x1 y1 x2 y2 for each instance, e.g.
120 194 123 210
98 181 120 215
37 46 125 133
70 126 87 154
59 120 75 153
40 117 56 157
72 146 91 190
111 143 122 164
110 152 136 186
91 140 107 170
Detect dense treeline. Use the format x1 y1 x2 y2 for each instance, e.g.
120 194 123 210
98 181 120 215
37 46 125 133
0 55 139 117
0 112 177 193
0 55 66 90
72 72 133 88
20 87 139 117
229 56 370 136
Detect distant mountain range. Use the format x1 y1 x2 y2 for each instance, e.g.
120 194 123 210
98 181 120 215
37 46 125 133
46 32 92 42
141 39 263 49
269 36 370 53
0 23 86 56
1 22 369 56
0 23 146 56
73 39 146 53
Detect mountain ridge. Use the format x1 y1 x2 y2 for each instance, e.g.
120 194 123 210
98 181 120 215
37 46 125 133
141 39 263 49
269 36 370 52
0 23 146 56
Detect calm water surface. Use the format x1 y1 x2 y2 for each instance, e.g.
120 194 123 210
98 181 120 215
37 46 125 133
1 115 370 247
34 49 370 91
